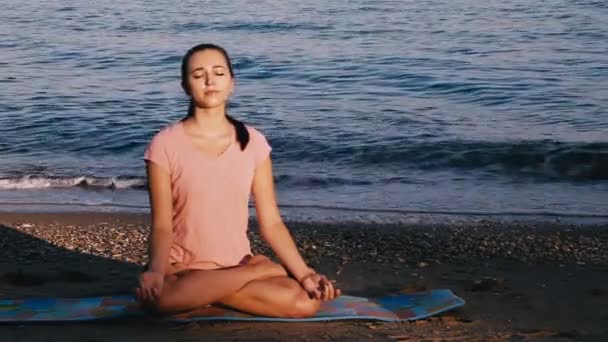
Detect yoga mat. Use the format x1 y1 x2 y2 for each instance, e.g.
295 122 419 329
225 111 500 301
0 290 464 323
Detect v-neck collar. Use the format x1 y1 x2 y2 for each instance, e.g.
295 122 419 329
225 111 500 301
179 121 236 161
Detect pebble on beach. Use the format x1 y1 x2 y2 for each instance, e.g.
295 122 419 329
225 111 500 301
1 217 606 270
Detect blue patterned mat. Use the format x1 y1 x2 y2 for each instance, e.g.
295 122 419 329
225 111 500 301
0 290 464 323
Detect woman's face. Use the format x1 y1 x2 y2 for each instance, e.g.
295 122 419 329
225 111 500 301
186 49 234 109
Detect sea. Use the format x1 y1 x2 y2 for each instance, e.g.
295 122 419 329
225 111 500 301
1 0 607 225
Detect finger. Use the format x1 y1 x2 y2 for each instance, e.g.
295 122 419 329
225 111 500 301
153 284 163 300
303 283 316 300
327 282 335 300
151 287 159 300
332 284 339 299
139 287 150 303
320 284 327 301
138 286 149 302
325 283 334 301
318 283 326 300
314 288 322 300
318 281 327 297
329 281 339 299
146 288 156 302
332 280 342 298
135 287 142 301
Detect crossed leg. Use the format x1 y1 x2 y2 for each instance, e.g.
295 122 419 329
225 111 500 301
218 256 321 318
148 255 321 318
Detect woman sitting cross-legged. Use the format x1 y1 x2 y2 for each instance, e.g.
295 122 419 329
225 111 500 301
135 43 340 318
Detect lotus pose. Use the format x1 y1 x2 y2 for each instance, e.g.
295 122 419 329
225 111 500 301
135 44 340 317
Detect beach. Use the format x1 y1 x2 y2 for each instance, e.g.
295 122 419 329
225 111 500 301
1 212 607 341
2 0 607 340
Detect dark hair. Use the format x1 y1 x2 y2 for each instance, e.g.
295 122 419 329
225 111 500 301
181 43 249 150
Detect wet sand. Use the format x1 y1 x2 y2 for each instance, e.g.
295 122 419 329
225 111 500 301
1 212 607 341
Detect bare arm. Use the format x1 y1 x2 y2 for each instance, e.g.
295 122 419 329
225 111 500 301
145 161 173 274
251 156 313 282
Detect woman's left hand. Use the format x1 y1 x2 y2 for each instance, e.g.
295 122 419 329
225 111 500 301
300 273 341 301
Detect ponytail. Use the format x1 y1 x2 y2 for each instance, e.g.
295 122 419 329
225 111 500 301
226 114 249 151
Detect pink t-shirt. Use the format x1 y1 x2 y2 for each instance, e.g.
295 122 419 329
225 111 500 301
143 120 272 270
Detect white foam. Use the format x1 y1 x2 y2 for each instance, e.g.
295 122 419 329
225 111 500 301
0 175 146 189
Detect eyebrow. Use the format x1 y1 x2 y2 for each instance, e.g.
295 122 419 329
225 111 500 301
191 66 226 72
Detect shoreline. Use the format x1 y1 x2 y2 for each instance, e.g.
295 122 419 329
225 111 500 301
1 207 607 227
1 211 607 340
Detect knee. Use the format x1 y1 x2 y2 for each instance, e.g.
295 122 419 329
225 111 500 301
137 276 185 314
144 287 187 315
145 292 179 314
285 289 321 318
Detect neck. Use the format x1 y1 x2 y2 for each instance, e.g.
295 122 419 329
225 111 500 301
190 105 231 133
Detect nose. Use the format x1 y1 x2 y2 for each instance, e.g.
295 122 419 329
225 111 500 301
205 72 216 86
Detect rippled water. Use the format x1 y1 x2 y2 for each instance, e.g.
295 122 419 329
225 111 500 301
1 0 607 222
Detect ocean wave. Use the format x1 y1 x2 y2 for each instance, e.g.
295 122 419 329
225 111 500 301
0 174 376 190
0 176 147 190
1 140 605 187
275 174 372 187
272 138 608 182
415 140 608 181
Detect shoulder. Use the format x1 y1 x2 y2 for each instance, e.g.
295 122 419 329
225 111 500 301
148 121 182 144
144 121 184 161
245 125 270 143
244 125 272 165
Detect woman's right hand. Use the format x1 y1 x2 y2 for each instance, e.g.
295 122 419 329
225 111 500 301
136 270 165 305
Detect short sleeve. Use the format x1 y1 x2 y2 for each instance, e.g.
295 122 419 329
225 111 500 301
144 129 171 174
252 128 272 168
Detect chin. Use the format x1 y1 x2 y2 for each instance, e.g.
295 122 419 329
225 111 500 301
195 98 228 109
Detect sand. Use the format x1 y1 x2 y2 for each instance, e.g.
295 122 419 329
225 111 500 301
1 212 607 341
